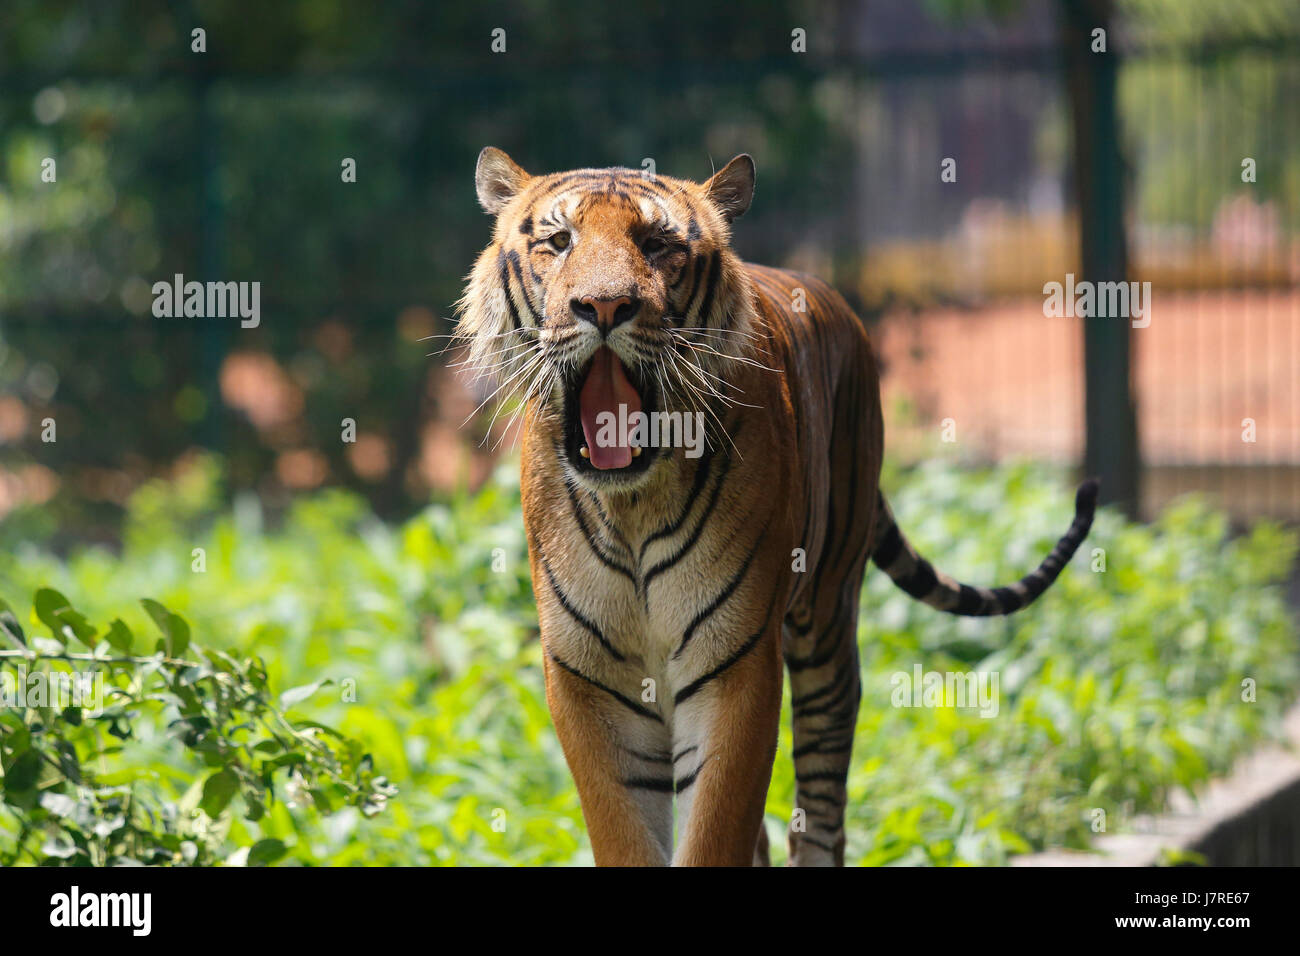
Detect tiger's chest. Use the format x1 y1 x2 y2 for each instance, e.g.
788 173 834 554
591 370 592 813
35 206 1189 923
522 422 800 724
529 475 745 651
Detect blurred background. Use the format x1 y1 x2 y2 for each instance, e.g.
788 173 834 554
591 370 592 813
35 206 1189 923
1 0 1296 545
1 0 1299 867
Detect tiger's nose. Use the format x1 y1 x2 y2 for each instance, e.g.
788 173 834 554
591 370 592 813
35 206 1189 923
571 295 639 333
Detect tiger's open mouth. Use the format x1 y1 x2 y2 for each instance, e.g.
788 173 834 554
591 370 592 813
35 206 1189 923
563 346 658 477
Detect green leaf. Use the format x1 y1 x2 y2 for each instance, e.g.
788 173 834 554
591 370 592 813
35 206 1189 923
104 619 134 654
264 753 307 770
293 719 346 739
247 838 287 866
141 599 190 658
279 679 332 710
3 749 42 797
198 767 239 817
0 598 26 647
33 588 96 648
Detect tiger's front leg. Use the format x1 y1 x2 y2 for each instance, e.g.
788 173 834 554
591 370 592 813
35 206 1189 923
668 613 784 866
542 651 674 866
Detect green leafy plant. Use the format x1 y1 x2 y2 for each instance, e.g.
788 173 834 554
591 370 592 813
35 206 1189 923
2 458 1295 865
0 591 394 866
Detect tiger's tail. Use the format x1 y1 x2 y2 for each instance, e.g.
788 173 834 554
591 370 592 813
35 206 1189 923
870 479 1099 616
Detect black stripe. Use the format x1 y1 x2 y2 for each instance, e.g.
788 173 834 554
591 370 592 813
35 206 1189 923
785 609 815 637
797 805 842 821
676 586 780 703
642 451 731 592
675 624 764 705
991 586 1023 613
610 177 672 199
540 170 621 191
673 521 767 659
871 512 904 567
549 654 662 722
639 445 716 562
895 558 937 600
797 596 853 665
956 584 986 615
790 666 850 708
565 482 636 583
796 791 841 809
668 268 688 293
793 668 858 718
682 252 711 324
539 555 625 660
496 250 522 330
623 776 675 792
792 735 855 759
587 490 634 555
786 637 844 673
506 249 543 321
874 479 1099 618
796 770 847 784
674 766 701 794
622 748 671 764
693 250 722 326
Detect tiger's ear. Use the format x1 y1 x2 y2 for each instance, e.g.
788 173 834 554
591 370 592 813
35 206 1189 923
704 154 756 222
475 147 531 214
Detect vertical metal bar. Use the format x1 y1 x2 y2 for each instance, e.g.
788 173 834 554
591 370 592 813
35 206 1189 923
196 71 227 452
1062 0 1140 517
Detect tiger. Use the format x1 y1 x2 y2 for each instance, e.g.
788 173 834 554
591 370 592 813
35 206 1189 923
455 147 1097 866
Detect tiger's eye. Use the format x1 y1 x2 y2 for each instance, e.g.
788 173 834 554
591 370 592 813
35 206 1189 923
551 231 571 250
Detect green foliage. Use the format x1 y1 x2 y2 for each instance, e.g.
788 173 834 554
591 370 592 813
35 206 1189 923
825 462 1299 864
0 590 394 866
0 0 849 530
1 458 1296 865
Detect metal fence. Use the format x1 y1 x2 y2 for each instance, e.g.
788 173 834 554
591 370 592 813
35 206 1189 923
1 26 1296 523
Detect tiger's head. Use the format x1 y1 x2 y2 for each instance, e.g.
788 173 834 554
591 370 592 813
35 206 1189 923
455 148 759 490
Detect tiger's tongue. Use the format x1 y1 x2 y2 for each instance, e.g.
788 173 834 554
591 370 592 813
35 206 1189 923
579 347 641 470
